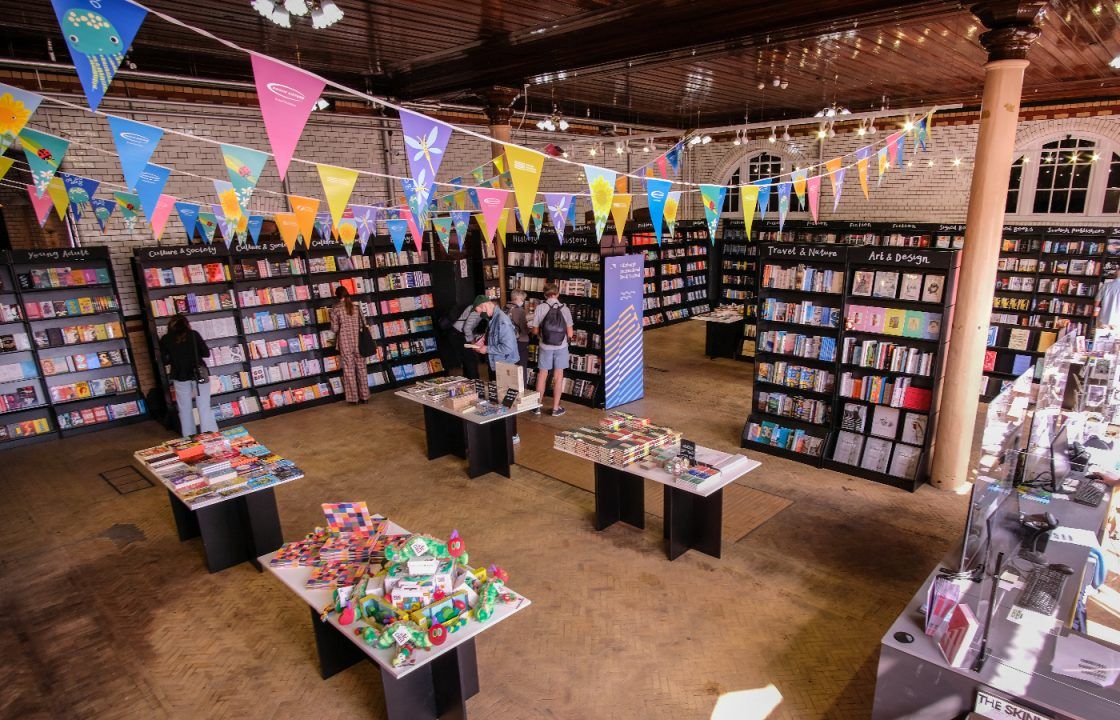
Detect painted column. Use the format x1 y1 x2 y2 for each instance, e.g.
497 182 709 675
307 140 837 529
930 2 1046 491
483 87 520 306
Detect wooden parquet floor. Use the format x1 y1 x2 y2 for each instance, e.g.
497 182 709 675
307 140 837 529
0 321 978 720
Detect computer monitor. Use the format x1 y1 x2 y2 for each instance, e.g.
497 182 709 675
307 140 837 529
958 478 1016 577
1022 416 1070 493
984 486 1026 572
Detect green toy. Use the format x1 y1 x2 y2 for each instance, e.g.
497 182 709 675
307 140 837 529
473 578 505 622
373 621 432 667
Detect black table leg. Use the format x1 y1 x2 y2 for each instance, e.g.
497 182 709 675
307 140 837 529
465 417 513 478
594 464 645 531
310 607 365 680
705 321 744 360
168 490 200 541
665 486 723 561
381 641 478 720
241 488 284 571
424 405 467 460
195 498 251 573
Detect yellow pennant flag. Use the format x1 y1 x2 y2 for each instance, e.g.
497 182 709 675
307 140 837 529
0 157 13 182
503 145 545 233
317 163 359 227
739 185 760 240
492 155 505 174
494 207 511 247
824 157 843 201
236 214 249 234
792 172 807 203
474 213 492 243
46 176 69 220
288 195 320 245
274 212 301 255
610 194 632 236
877 148 890 183
453 190 468 210
856 156 870 199
218 187 241 223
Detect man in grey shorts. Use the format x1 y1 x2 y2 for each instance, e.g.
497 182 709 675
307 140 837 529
530 283 574 417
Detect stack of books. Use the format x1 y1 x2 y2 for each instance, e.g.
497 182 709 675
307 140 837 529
553 412 681 466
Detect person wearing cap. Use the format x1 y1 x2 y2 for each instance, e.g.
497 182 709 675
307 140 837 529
469 295 519 370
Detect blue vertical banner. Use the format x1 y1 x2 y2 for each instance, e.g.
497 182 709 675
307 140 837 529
603 254 645 409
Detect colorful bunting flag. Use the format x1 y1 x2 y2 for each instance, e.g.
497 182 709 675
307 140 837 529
175 201 199 240
46 177 69 221
776 181 791 232
543 193 571 245
213 179 241 223
387 218 408 253
250 53 325 180
664 190 681 237
877 147 890 184
400 177 431 235
699 184 726 243
791 168 808 207
400 208 425 253
221 143 269 216
504 145 545 233
106 116 163 189
915 116 929 151
135 163 171 220
474 187 509 245
51 0 147 110
149 194 176 241
740 185 759 240
567 196 578 228
196 210 218 245
585 165 616 242
19 128 69 197
113 191 140 222
824 157 845 211
644 178 671 245
895 132 906 172
855 147 871 199
432 216 452 254
247 215 264 245
317 163 358 228
337 218 358 254
665 143 682 174
0 157 12 182
0 83 43 153
610 194 632 237
886 132 903 169
450 210 471 251
530 201 546 236
754 179 772 220
288 195 320 245
399 108 451 191
27 184 53 226
807 174 821 222
314 212 332 240
492 155 506 175
90 197 115 231
59 173 99 221
494 207 511 247
274 212 300 254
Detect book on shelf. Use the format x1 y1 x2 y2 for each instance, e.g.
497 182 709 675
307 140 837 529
921 275 945 304
840 402 867 432
888 443 922 480
872 271 899 298
900 412 927 445
870 405 900 439
831 430 864 465
899 273 923 301
852 271 874 296
860 436 892 473
1007 328 1031 351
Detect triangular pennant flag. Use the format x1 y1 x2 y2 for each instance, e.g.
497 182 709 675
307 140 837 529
450 210 471 251
585 165 616 242
19 128 69 197
337 218 358 255
59 173 99 221
113 191 140 221
791 168 808 207
656 155 668 178
387 218 408 253
0 83 43 153
314 212 332 240
288 195 320 245
610 194 632 237
530 201 546 235
754 179 772 220
51 0 147 110
644 179 671 245
135 163 171 220
106 116 162 189
544 193 572 245
776 182 791 232
400 208 425 253
824 157 844 211
175 201 199 240
400 177 431 234
915 116 929 151
492 155 506 175
877 147 890 185
504 145 545 233
212 205 234 247
317 164 358 227
895 132 906 171
399 108 451 191
474 213 492 244
432 217 452 254
274 212 300 254
250 53 325 180
699 184 726 243
494 207 511 247
567 197 578 227
349 205 378 237
196 211 218 244
27 184 53 226
740 185 760 240
664 191 681 237
247 215 265 245
471 167 486 184
221 143 269 217
90 198 115 231
0 157 13 182
149 194 176 241
213 179 241 224
474 187 509 245
855 147 871 199
665 143 682 174
886 132 903 168
924 111 934 147
806 174 821 222
46 177 69 220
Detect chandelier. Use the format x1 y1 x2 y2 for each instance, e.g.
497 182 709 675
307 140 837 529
535 109 570 132
251 0 344 29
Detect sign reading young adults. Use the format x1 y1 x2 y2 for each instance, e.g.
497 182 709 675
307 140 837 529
603 254 645 409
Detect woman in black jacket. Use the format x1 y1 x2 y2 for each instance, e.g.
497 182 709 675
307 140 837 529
158 313 217 437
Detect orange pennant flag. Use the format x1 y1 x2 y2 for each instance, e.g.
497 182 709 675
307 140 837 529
610 194 632 236
856 156 870 199
824 157 843 199
274 212 301 254
288 195 319 246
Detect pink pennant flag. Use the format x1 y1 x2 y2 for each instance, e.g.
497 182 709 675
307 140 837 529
251 53 326 180
149 194 177 241
656 155 668 178
475 187 510 244
400 208 425 253
806 175 821 222
27 184 53 226
886 132 903 168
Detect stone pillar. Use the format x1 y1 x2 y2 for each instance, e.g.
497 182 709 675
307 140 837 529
483 86 520 306
930 1 1047 491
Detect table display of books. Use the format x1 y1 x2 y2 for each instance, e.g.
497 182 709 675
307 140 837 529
399 376 540 416
275 502 528 668
553 411 681 466
691 305 744 323
134 426 304 508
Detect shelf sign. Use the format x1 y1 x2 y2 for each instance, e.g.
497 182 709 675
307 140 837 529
973 689 1051 720
604 253 645 409
1048 226 1107 236
134 245 226 260
762 244 843 261
13 247 108 263
849 246 955 270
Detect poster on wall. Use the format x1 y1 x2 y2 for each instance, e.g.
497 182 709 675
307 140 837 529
603 253 645 409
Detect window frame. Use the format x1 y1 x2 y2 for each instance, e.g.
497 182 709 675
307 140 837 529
719 150 807 218
1006 132 1120 218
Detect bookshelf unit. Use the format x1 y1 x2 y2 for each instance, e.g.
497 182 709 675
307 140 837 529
716 219 757 359
631 220 710 329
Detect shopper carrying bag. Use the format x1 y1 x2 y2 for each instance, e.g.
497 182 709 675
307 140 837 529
330 285 371 404
158 313 218 437
530 283 575 417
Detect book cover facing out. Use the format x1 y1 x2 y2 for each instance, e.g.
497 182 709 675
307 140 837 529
604 254 645 409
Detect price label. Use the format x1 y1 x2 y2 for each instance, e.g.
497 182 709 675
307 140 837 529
679 439 696 463
409 538 429 556
392 627 412 646
408 557 438 575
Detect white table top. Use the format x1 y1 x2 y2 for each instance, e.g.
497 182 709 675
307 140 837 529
395 390 541 425
554 442 761 498
690 312 744 324
133 452 303 511
261 518 531 679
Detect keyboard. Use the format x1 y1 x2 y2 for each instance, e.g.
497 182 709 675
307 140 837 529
1072 480 1106 508
1016 566 1069 616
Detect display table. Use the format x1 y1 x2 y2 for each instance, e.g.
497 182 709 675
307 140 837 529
691 309 745 360
262 518 531 720
555 442 760 560
395 390 540 479
872 483 1117 720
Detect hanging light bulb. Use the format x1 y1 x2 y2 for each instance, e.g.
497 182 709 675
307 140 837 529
856 121 867 137
615 141 625 154
816 124 827 141
701 135 712 144
284 0 309 14
953 158 962 167
781 126 791 142
733 131 741 147
689 135 701 145
558 118 569 131
589 146 597 157
827 122 836 139
768 126 777 143
903 117 915 132
867 118 877 135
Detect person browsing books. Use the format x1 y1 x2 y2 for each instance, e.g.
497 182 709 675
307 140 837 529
450 303 485 380
506 290 532 383
1096 269 1120 329
330 285 371 404
158 313 217 437
469 295 519 371
530 283 574 417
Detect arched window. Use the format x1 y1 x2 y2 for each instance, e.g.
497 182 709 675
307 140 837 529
726 169 742 214
721 151 789 216
1006 133 1120 216
1103 152 1120 214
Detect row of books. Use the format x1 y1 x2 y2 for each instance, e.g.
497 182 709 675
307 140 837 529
686 261 707 273
997 257 1038 272
164 315 238 341
758 331 837 361
380 294 433 315
760 299 842 328
32 321 125 349
259 379 338 410
569 353 601 375
48 374 136 403
984 350 1033 376
382 317 433 337
0 359 37 383
0 332 31 353
232 257 306 280
507 250 548 268
1041 239 1104 255
0 303 20 323
56 398 144 429
509 274 551 293
525 369 597 401
570 329 602 350
1036 278 1095 296
853 270 945 304
757 361 835 393
661 278 684 292
236 284 311 308
840 338 934 376
761 264 845 294
389 358 444 382
212 394 262 422
745 421 825 457
1033 298 1093 316
987 326 1058 353
374 250 426 267
23 295 118 320
757 391 830 425
846 305 942 341
1039 258 1099 275
251 358 323 387
378 272 431 291
384 337 438 359
208 370 251 395
150 290 236 318
21 266 111 289
41 348 130 376
0 384 42 413
242 308 313 334
314 303 376 325
839 403 927 444
996 275 1037 292
246 333 319 360
553 412 680 466
558 278 599 298
838 372 932 411
661 263 683 275
144 262 228 288
0 416 51 442
310 276 374 299
553 251 600 271
209 343 247 366
832 432 921 479
307 255 370 273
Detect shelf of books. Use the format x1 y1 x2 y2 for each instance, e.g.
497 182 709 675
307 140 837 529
7 246 144 444
134 237 444 429
506 226 605 407
824 246 959 491
630 220 710 329
716 219 757 360
984 224 1108 400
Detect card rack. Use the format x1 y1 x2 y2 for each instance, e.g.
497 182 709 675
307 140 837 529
716 219 757 360
134 237 443 430
0 246 145 446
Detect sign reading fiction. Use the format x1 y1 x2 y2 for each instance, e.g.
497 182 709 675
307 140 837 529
973 689 1052 720
603 254 645 409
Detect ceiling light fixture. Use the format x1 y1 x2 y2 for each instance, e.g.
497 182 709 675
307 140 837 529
757 81 766 91
856 121 867 137
1111 54 1120 69
780 80 789 90
781 126 791 142
953 158 962 167
772 77 781 87
768 126 777 143
827 122 836 139
732 130 742 147
312 97 331 111
701 135 712 144
615 141 626 154
816 124 828 141
589 146 597 157
253 0 342 29
903 118 915 132
866 118 877 135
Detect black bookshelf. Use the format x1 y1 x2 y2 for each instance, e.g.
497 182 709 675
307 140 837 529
631 220 710 329
715 219 757 360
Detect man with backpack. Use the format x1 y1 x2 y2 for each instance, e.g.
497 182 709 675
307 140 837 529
530 283 574 417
